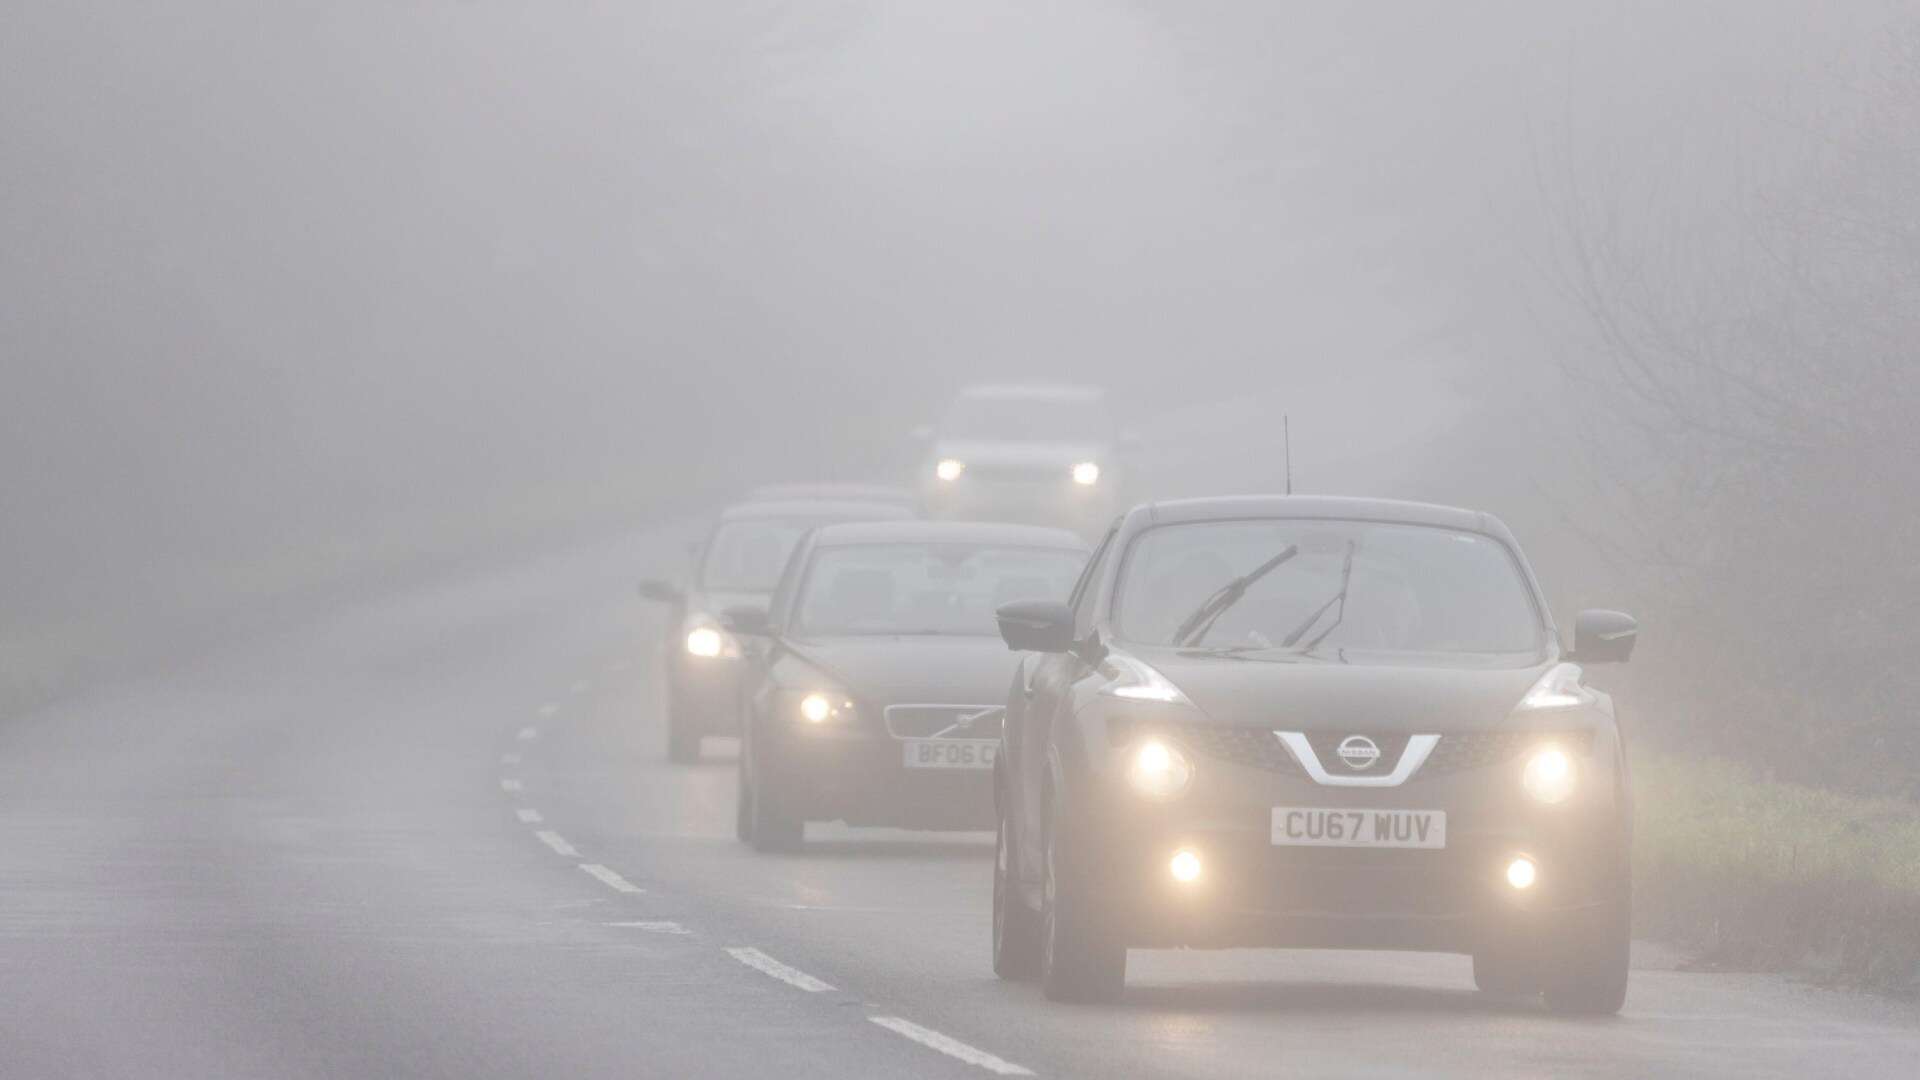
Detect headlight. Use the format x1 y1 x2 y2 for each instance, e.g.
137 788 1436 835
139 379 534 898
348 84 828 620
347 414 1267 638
1515 663 1595 711
935 458 965 482
1071 461 1100 486
790 690 854 725
685 626 727 658
1101 652 1192 705
1126 738 1193 801
1521 746 1577 804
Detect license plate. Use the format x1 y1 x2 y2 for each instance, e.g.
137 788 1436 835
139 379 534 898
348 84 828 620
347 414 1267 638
902 739 997 769
1271 807 1446 849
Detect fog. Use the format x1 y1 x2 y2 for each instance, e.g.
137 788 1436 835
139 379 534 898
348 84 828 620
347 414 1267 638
3 4 1911 759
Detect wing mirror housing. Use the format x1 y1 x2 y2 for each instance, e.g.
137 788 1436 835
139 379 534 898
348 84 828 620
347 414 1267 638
1571 609 1637 664
637 579 683 603
720 606 771 636
996 599 1075 653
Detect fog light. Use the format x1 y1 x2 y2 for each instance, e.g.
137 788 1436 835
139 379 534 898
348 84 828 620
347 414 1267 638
935 458 965 482
1170 849 1202 883
1071 461 1100 486
1506 856 1538 890
799 692 833 723
685 626 724 658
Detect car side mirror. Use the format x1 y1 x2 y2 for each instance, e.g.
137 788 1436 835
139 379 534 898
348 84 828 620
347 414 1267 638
996 599 1075 653
721 606 771 636
637 579 683 603
1571 609 1637 664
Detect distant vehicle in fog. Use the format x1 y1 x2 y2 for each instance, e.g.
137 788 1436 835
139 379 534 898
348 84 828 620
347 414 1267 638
724 520 1087 850
991 495 1639 1011
744 483 918 508
637 498 915 762
916 384 1131 536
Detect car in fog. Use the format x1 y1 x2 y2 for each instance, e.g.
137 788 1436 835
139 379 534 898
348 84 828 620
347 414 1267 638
990 495 1639 1011
638 498 915 762
917 384 1128 535
726 520 1087 851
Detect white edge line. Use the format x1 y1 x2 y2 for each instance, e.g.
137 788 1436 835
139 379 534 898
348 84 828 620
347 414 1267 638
538 704 559 717
515 808 543 823
517 726 540 741
534 830 578 857
724 946 834 992
500 778 523 793
579 863 643 893
868 1017 1033 1076
606 920 690 934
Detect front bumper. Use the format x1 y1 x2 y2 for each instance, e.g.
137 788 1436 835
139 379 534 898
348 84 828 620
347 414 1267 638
757 723 995 830
1068 728 1628 953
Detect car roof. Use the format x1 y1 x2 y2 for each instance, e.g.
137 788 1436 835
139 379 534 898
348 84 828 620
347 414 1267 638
956 383 1106 403
1130 495 1513 540
807 519 1089 549
743 483 917 506
717 499 916 522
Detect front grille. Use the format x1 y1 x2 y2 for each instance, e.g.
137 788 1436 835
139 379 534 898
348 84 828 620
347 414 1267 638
1166 725 1592 782
883 704 1005 740
959 464 1064 486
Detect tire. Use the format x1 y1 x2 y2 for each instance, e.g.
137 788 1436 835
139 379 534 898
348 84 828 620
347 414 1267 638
666 690 702 763
992 816 1042 980
1039 798 1125 1003
1471 943 1539 996
1543 896 1630 1016
742 731 803 853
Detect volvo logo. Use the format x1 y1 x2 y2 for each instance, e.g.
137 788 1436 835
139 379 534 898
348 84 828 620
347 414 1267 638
1336 735 1381 771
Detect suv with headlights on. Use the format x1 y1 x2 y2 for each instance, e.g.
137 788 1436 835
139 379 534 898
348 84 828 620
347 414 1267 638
637 498 914 762
990 495 1639 1011
916 384 1129 537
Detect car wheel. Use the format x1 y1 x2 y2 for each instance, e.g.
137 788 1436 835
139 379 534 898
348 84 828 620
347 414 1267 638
1038 798 1124 1003
666 691 702 763
992 816 1042 980
1542 895 1630 1015
743 731 803 853
1471 942 1539 996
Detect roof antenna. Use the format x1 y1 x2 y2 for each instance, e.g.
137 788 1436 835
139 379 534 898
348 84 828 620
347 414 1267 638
1283 414 1293 496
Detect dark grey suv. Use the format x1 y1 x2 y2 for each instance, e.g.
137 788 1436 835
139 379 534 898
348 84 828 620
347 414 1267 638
990 495 1638 1011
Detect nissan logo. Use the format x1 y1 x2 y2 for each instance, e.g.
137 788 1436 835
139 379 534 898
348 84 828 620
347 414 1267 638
1336 735 1381 771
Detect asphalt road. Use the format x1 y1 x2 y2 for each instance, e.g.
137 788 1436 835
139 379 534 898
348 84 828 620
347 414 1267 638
5 522 1918 1078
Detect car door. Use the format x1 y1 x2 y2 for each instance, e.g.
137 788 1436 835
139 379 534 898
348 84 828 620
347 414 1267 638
1012 525 1116 885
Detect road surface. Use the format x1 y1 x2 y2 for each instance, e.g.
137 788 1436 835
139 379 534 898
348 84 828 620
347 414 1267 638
4 522 1917 1078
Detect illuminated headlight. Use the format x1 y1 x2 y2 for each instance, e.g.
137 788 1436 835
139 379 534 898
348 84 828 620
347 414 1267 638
793 691 853 725
1522 747 1577 804
1506 856 1538 890
685 626 726 658
1169 849 1202 883
1126 739 1193 801
1071 461 1100 486
935 458 965 482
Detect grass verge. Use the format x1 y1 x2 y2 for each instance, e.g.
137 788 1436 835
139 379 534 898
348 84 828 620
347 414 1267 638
1634 746 1920 992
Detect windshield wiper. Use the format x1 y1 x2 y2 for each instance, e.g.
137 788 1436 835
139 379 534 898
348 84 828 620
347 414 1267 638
1281 540 1356 649
1170 545 1300 647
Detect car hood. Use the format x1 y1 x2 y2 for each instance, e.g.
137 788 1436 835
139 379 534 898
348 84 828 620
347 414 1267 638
1132 647 1555 732
931 440 1109 467
787 635 1018 706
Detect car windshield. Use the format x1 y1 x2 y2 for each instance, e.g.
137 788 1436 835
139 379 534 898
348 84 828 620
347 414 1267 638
941 394 1110 442
793 543 1085 637
1115 520 1544 658
700 518 849 592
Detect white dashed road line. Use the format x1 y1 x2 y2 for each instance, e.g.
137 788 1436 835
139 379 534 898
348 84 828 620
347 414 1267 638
515 808 543 824
579 863 644 893
500 778 523 793
724 947 835 993
570 679 591 694
607 920 691 935
538 703 559 717
517 726 540 742
534 830 578 857
868 1017 1034 1076
500 752 521 766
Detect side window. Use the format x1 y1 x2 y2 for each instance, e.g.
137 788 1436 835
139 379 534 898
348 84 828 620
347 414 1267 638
1071 526 1118 638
